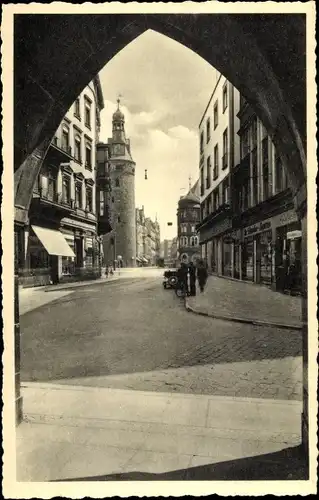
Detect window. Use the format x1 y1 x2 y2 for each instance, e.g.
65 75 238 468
74 135 81 162
200 131 204 154
74 98 81 118
275 154 288 193
75 182 82 208
111 196 115 203
213 101 218 129
200 167 204 195
251 117 258 150
223 84 228 112
207 193 212 214
62 175 71 204
222 178 229 205
115 178 120 187
241 128 250 159
85 143 92 169
61 127 70 153
206 118 211 143
191 225 195 233
84 99 91 128
86 186 93 212
222 128 228 169
213 189 219 211
262 137 270 200
252 147 258 206
194 236 199 246
118 215 121 223
206 156 211 188
213 144 219 180
191 237 196 247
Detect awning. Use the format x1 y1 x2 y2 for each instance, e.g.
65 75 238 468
142 257 148 263
136 257 142 262
31 225 75 257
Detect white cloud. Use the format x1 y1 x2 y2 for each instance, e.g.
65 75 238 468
97 30 217 239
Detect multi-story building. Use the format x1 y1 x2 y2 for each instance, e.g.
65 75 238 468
177 180 201 264
21 77 104 287
197 76 301 292
101 100 137 268
232 95 301 291
197 74 240 275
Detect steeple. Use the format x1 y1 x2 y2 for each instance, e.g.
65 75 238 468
112 95 125 142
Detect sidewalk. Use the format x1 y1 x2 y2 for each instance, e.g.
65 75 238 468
186 276 302 330
15 383 305 482
19 276 119 315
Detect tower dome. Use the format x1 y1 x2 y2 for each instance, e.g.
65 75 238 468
113 97 125 122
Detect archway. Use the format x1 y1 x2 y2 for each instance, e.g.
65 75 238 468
10 12 308 449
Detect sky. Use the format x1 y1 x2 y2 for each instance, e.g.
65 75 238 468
98 30 217 241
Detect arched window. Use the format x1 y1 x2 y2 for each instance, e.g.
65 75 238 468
191 237 195 247
194 236 199 246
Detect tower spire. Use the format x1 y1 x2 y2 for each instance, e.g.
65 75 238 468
117 93 122 110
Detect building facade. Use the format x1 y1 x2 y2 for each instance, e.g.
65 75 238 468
101 100 137 268
135 207 160 266
197 81 302 293
177 180 201 265
197 75 240 276
21 77 104 287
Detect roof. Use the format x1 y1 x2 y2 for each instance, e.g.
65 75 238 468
178 179 200 206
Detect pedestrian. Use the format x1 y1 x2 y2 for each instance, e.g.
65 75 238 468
105 266 109 278
109 265 114 276
177 262 188 295
197 259 208 293
188 261 196 296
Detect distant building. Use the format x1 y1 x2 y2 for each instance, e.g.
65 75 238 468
136 207 160 266
177 180 201 265
21 77 104 287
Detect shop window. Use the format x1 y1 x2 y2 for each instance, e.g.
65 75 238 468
75 182 82 208
213 144 219 180
62 257 75 275
213 101 218 129
206 156 211 188
206 118 211 143
86 186 93 212
223 83 228 112
62 175 71 204
74 135 81 162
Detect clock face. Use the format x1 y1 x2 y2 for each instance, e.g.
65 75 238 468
113 144 125 156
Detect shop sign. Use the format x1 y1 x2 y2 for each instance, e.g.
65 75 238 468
273 209 298 228
244 220 272 237
287 230 302 240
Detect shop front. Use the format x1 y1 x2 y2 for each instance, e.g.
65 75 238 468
242 219 273 285
273 209 302 293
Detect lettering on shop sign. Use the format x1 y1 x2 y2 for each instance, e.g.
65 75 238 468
244 220 271 237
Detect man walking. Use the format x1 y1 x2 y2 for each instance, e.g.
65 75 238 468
197 259 208 293
188 261 196 296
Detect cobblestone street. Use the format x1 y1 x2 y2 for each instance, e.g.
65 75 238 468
20 275 302 401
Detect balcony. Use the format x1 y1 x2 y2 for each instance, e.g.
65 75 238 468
50 137 73 161
222 153 228 170
33 187 75 215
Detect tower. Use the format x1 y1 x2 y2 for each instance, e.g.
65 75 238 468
107 98 136 267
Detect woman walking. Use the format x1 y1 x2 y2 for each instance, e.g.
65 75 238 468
197 259 208 293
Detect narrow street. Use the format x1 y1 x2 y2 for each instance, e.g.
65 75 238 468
20 273 302 400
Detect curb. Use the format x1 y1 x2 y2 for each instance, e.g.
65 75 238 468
43 278 120 293
185 301 302 331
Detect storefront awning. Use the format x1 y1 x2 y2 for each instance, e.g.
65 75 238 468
31 225 75 257
142 257 148 263
136 257 142 262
